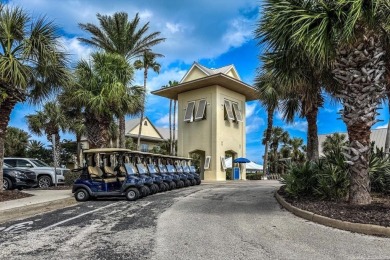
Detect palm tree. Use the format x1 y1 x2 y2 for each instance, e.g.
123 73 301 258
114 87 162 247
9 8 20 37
162 80 179 155
78 12 165 148
134 51 162 150
66 52 143 149
4 127 30 157
266 127 289 173
0 4 70 190
289 137 304 162
26 102 68 167
258 0 390 205
322 133 348 156
26 140 51 162
255 67 282 176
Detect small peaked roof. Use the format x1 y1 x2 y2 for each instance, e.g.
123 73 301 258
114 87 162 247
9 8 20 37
180 62 241 83
125 117 164 140
152 72 257 101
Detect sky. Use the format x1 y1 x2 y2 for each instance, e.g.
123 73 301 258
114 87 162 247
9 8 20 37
6 0 390 164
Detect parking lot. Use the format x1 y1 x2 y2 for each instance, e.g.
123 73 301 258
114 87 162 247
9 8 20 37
1 181 389 260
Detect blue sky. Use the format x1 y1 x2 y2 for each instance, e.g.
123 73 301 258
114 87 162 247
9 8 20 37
6 0 389 163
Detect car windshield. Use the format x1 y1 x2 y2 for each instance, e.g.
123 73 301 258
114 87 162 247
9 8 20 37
31 159 49 167
3 163 11 168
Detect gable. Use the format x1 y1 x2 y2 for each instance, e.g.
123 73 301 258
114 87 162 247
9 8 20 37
225 67 241 80
128 118 163 139
181 65 208 83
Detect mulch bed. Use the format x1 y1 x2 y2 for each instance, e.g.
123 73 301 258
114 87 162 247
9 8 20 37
278 186 390 227
0 190 33 202
35 185 72 190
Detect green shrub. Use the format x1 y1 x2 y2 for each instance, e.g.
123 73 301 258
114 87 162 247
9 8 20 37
282 161 317 198
226 168 232 180
247 173 263 180
369 148 390 194
64 170 81 186
313 163 349 201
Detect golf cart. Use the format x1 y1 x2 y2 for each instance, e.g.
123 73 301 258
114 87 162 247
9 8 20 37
72 148 145 201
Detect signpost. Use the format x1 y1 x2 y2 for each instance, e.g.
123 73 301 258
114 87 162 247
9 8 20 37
52 134 57 187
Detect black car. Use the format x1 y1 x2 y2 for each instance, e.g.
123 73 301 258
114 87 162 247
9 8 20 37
2 163 38 190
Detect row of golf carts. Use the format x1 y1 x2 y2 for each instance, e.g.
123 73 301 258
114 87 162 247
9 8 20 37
72 148 201 202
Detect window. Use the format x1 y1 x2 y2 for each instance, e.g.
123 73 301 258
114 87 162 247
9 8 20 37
143 120 148 126
195 99 207 121
232 103 243 122
141 144 149 152
220 156 227 170
204 156 211 170
4 159 17 167
184 101 196 122
17 159 33 168
224 100 235 121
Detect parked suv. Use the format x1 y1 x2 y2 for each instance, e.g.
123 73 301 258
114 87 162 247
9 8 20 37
4 158 69 188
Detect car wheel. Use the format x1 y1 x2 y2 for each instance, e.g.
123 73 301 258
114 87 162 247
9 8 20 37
75 188 90 202
169 181 176 189
191 179 196 186
151 184 159 194
3 177 12 190
184 180 191 187
197 179 201 185
177 180 184 188
164 182 171 191
126 188 140 201
159 182 166 192
38 175 52 188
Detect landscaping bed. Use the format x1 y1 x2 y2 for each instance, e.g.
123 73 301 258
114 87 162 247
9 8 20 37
278 186 390 227
0 190 33 202
35 185 72 190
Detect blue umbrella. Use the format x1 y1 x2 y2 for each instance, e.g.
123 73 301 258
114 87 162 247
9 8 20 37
233 157 250 163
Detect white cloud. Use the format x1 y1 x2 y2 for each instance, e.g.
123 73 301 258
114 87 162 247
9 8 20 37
376 123 388 129
155 112 178 128
284 121 308 133
245 103 257 118
142 67 187 92
222 18 253 48
166 22 182 34
59 37 93 64
246 116 264 134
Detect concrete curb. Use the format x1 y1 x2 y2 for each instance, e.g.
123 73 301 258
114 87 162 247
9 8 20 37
0 197 77 224
275 191 390 237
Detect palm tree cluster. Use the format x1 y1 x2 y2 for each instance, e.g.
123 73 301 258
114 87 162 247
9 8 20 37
256 0 390 205
263 127 305 174
0 3 164 191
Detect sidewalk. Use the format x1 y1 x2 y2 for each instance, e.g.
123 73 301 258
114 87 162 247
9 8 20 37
0 190 76 224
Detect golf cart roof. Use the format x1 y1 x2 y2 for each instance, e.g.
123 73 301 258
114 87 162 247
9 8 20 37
83 148 131 154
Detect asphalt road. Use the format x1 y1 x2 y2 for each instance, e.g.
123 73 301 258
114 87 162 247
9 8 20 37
0 181 389 260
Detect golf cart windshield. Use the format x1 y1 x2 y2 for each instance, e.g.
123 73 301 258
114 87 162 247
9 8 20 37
166 165 176 173
158 165 168 173
124 163 137 175
137 164 148 174
190 166 196 173
147 164 157 173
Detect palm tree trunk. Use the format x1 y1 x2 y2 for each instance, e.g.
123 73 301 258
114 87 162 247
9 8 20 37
119 116 126 148
333 32 386 205
137 68 148 151
173 100 176 156
306 105 319 161
263 107 274 176
169 99 172 155
0 98 18 191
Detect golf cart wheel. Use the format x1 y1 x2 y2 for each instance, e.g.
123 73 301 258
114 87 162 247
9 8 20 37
3 177 12 190
140 186 150 197
164 182 171 190
184 180 191 187
196 179 201 185
75 188 90 202
190 179 196 186
169 181 176 190
151 184 159 194
126 188 140 201
177 180 184 188
158 182 166 192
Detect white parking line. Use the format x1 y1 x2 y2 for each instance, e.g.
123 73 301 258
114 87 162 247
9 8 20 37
41 202 121 231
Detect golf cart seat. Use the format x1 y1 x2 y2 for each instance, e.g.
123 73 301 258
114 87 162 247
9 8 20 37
88 166 117 183
104 166 125 181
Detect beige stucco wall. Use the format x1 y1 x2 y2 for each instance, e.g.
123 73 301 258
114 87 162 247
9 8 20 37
183 67 207 82
129 118 162 139
177 85 246 181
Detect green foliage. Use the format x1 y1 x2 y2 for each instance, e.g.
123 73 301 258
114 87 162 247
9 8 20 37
247 173 263 180
282 162 317 198
313 161 349 201
26 140 52 164
226 168 232 180
369 146 390 194
60 140 77 165
64 170 81 186
4 127 30 157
